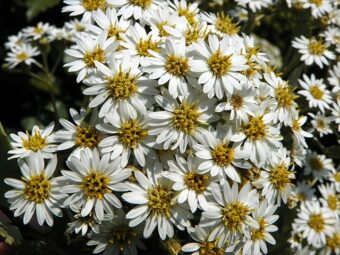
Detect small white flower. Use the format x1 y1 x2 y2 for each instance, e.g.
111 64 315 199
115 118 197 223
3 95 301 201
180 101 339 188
235 0 273 12
8 122 57 160
304 151 335 181
289 115 313 148
302 0 333 18
4 153 65 226
309 112 333 137
5 43 40 69
318 184 339 217
22 22 52 40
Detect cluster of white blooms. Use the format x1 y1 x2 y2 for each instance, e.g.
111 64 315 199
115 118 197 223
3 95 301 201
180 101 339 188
3 0 340 255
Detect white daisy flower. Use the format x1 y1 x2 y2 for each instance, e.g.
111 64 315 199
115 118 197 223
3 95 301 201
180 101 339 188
22 22 52 40
193 128 250 182
298 74 332 113
5 32 26 50
242 201 279 255
64 19 88 38
4 153 65 226
289 115 313 148
149 89 217 153
119 23 161 65
191 34 248 99
235 0 273 12
318 184 339 217
87 210 145 255
265 72 298 124
304 151 335 181
215 83 258 125
84 54 157 118
320 228 340 255
302 0 333 18
8 122 57 160
97 112 155 167
294 200 336 248
254 148 295 205
5 43 40 69
168 0 200 26
292 36 335 68
122 167 192 240
89 8 130 42
292 181 316 202
60 148 130 221
64 31 117 83
231 103 282 166
181 225 227 255
143 38 196 98
163 155 219 212
112 0 165 20
55 108 103 158
309 112 333 137
201 182 259 246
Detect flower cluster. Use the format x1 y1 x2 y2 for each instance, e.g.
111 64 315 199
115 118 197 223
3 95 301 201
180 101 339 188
2 0 340 255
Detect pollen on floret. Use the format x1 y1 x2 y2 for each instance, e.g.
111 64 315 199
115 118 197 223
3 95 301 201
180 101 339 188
107 25 125 40
81 170 111 200
275 84 297 108
83 47 105 68
199 242 224 255
129 0 152 8
269 163 292 191
177 7 196 26
327 195 339 211
242 116 267 141
221 202 250 232
16 52 29 61
208 51 232 77
326 232 340 252
82 0 106 11
251 218 267 241
215 13 240 35
171 102 200 135
309 85 324 99
307 213 325 232
22 131 47 152
309 157 324 171
165 55 189 77
147 185 174 217
24 174 51 203
107 71 138 100
211 144 235 167
230 95 244 109
308 39 326 55
184 172 209 193
136 38 160 57
118 119 148 149
75 126 101 149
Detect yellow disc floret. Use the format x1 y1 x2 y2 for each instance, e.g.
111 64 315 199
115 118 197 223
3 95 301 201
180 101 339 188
81 170 111 200
136 38 160 57
165 55 189 77
184 172 209 193
308 39 326 55
22 131 47 152
269 163 292 191
147 185 174 217
308 213 325 232
215 13 240 35
75 126 101 149
107 71 138 100
242 116 267 141
24 174 51 203
171 102 200 134
222 202 250 232
208 51 232 77
118 119 148 149
83 47 105 68
211 144 235 167
82 0 106 11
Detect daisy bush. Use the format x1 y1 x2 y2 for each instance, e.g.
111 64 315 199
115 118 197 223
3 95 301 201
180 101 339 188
1 0 339 254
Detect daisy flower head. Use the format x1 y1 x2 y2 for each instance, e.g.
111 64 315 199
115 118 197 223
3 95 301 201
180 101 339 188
64 31 117 83
191 34 248 99
4 153 65 226
289 115 313 148
87 210 145 255
168 0 200 26
242 201 279 255
163 155 220 213
298 74 332 113
234 0 273 12
60 148 131 221
143 37 195 99
55 107 103 158
149 88 217 153
265 72 299 124
304 151 335 181
201 182 259 246
292 36 335 68
294 200 336 248
122 167 192 240
309 112 333 137
97 112 155 167
8 122 57 160
254 148 295 205
302 0 333 18
22 22 52 40
181 225 227 255
119 22 161 65
318 183 339 217
231 102 282 166
83 53 157 118
321 227 340 255
5 32 26 50
89 8 130 42
291 181 316 202
5 43 40 69
193 128 250 182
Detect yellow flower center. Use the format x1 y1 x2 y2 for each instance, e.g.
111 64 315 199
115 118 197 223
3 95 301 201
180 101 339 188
326 233 340 252
75 126 101 149
129 0 152 8
165 55 189 77
222 202 250 232
136 38 160 57
309 157 323 171
178 8 196 26
291 119 300 132
171 102 200 135
83 47 105 68
147 185 174 217
24 174 51 204
16 52 29 61
33 26 44 35
215 13 240 35
107 71 138 100
82 0 106 11
334 172 340 182
199 242 224 255
22 131 47 152
308 213 325 232
310 0 323 6
108 226 137 251
269 163 291 191
107 25 124 39
230 94 243 109
308 40 326 55
275 84 296 108
309 85 324 99
316 119 326 129
208 51 232 77
251 218 267 241
211 144 235 167
118 119 148 149
81 170 111 200
184 25 204 46
157 21 171 37
184 172 209 193
242 116 267 141
327 195 339 211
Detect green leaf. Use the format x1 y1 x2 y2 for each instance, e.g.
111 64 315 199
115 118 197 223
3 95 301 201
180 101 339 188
25 0 61 20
